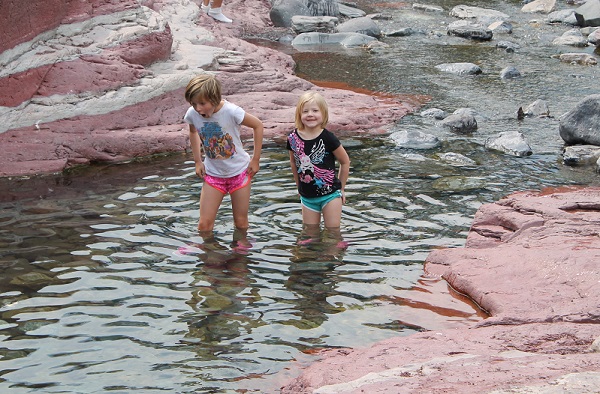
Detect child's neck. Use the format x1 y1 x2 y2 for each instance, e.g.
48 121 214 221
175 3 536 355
298 126 323 140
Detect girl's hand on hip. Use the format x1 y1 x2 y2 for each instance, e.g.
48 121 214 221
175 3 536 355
195 162 206 179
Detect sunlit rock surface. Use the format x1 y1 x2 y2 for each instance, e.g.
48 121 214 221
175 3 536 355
0 0 415 177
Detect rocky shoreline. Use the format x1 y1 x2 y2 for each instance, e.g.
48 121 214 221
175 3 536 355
281 185 600 393
0 0 415 178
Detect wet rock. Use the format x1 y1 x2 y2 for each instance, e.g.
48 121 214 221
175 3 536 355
291 31 375 48
449 5 509 22
390 130 441 149
547 9 579 25
270 0 311 27
500 65 522 79
558 52 598 65
431 176 487 192
435 62 482 76
439 113 478 133
587 27 600 45
496 40 521 52
336 16 382 38
523 99 550 117
412 3 444 13
420 108 447 119
522 0 557 14
485 131 533 156
338 3 366 18
562 145 600 166
559 94 600 145
488 20 513 34
291 15 338 33
552 28 590 46
575 0 600 27
447 20 493 41
436 152 477 167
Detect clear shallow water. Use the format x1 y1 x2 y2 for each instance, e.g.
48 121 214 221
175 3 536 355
2 0 600 392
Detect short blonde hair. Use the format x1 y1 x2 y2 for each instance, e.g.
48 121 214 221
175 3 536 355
295 91 329 130
184 74 221 107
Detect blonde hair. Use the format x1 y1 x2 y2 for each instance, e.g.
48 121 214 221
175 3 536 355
295 91 329 130
184 74 222 107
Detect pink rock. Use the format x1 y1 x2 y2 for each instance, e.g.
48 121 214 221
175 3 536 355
0 0 418 178
281 186 600 393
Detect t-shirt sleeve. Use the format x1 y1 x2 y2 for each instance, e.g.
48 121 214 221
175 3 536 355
183 106 195 125
324 130 341 151
232 104 245 125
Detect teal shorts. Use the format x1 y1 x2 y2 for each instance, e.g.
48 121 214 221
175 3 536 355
300 190 342 213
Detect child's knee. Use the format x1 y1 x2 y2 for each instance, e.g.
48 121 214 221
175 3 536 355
198 218 214 232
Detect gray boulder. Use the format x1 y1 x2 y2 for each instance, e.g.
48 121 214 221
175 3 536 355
559 94 600 145
270 0 311 27
435 62 483 76
440 113 478 133
336 16 381 38
447 20 493 41
390 130 441 149
500 66 522 79
485 131 533 157
575 0 600 27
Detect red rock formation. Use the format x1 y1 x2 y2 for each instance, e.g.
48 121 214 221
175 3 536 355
281 186 600 393
0 0 415 177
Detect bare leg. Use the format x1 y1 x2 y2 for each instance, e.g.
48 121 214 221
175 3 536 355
321 197 343 228
230 182 251 230
301 205 322 226
198 183 225 232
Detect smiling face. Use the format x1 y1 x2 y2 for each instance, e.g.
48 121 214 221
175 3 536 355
300 100 324 132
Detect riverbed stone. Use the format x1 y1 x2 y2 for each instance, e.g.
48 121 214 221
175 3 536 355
500 65 522 79
522 0 557 14
547 9 578 25
575 0 600 27
291 15 338 33
390 130 441 149
335 16 382 38
449 5 509 22
435 62 482 76
523 98 550 117
552 28 590 46
485 131 533 156
558 52 598 65
562 144 600 166
439 113 478 133
447 20 493 41
270 0 311 27
559 94 600 145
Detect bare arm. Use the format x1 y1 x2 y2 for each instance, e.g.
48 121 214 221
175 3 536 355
188 124 205 178
333 145 350 203
241 113 263 176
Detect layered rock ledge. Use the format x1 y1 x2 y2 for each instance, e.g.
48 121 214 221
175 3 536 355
281 186 600 393
0 0 416 178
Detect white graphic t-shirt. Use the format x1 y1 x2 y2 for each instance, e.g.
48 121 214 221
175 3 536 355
184 100 250 178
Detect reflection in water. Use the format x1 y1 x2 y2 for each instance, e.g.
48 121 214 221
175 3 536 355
181 231 261 360
286 226 348 329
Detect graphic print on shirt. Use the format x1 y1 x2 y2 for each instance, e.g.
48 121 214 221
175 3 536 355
289 133 335 196
200 122 236 159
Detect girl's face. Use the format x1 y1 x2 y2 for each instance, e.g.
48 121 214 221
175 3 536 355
300 100 323 131
191 95 217 118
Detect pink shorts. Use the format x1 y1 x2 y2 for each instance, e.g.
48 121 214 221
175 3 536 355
204 170 251 195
